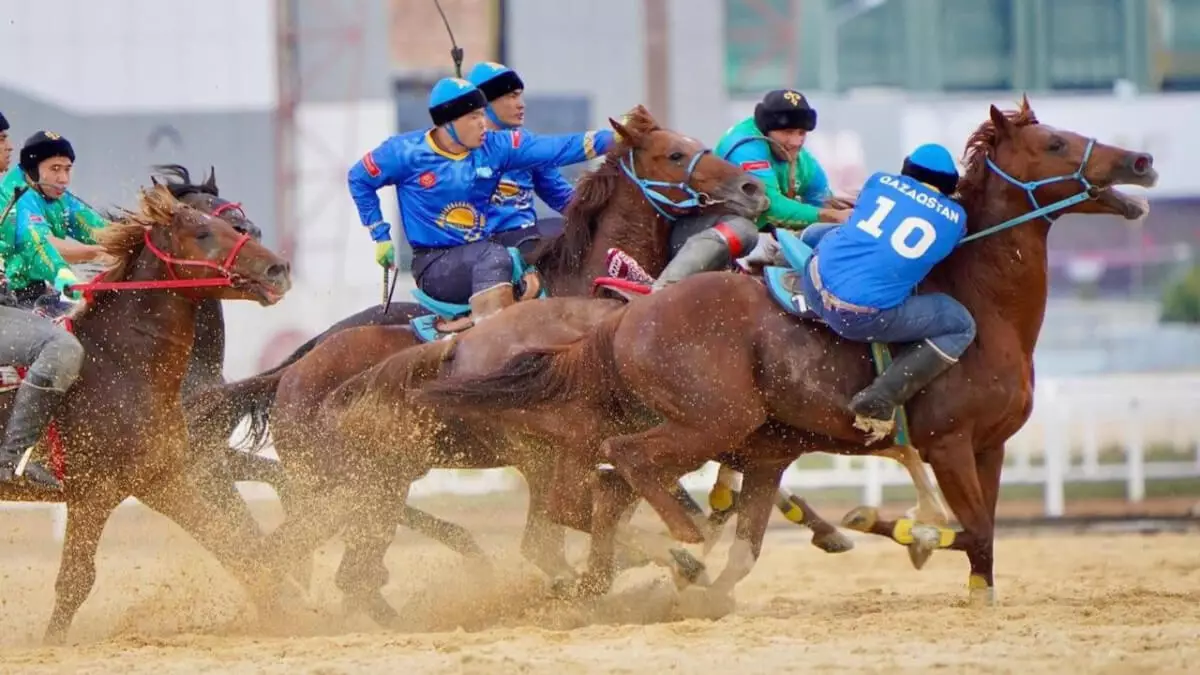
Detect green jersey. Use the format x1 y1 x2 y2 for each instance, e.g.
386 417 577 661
0 167 107 292
714 116 832 230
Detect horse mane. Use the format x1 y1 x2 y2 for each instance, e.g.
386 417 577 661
152 164 220 198
93 184 183 282
955 97 1039 212
530 106 660 279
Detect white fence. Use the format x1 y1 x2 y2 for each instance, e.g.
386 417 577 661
18 373 1200 544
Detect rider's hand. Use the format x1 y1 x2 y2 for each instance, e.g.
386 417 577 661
53 268 81 301
819 208 853 224
374 241 395 269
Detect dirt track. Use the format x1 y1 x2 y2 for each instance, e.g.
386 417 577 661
0 495 1198 674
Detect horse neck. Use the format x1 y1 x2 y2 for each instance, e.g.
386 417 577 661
932 175 1052 357
545 182 672 297
73 247 199 392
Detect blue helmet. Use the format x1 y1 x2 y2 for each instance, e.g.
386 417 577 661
428 77 487 127
466 62 525 102
902 143 959 195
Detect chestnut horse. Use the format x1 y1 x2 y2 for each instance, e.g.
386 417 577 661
413 98 1158 601
190 107 858 625
0 185 293 644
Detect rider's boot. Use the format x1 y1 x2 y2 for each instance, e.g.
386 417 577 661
469 283 516 324
0 372 66 491
848 340 956 423
651 217 760 291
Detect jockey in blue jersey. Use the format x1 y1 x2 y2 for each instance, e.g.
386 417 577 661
466 62 573 262
800 143 975 433
348 77 613 321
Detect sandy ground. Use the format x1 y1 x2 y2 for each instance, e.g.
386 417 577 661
0 495 1198 674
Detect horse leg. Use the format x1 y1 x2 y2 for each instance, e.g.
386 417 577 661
707 464 852 554
134 474 282 622
335 481 411 628
773 489 855 553
572 467 642 597
708 459 790 598
873 445 951 526
44 492 124 645
518 457 573 581
842 438 1001 605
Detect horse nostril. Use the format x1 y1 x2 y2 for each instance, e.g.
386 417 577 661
1129 152 1153 176
266 263 289 280
740 179 763 198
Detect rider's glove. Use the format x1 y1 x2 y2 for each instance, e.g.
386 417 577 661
374 241 395 269
53 268 81 300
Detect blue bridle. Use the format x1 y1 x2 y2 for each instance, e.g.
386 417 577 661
959 137 1098 244
618 148 715 221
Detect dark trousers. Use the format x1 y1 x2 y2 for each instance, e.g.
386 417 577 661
411 217 563 304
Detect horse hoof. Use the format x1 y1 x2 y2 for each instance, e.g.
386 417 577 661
42 628 67 647
906 524 940 571
811 528 855 553
669 548 710 589
967 586 998 608
840 506 878 533
362 596 403 629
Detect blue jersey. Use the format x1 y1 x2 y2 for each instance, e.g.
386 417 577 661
348 127 611 249
488 129 575 233
814 171 966 310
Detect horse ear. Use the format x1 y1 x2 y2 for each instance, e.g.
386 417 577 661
609 117 639 147
204 166 218 194
989 104 1013 139
150 176 160 187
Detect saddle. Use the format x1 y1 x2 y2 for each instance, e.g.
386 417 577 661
409 247 546 344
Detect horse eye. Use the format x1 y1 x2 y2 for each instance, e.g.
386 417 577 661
669 151 685 162
195 227 212 240
1048 137 1066 152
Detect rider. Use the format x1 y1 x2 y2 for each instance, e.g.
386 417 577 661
650 88 850 290
466 61 574 259
348 77 614 321
0 131 114 491
1 131 110 307
800 143 975 434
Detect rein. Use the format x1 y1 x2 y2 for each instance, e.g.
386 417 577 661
68 229 252 298
959 137 1098 244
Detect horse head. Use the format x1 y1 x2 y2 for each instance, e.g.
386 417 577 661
97 184 291 306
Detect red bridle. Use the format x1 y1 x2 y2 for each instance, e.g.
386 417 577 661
69 228 253 301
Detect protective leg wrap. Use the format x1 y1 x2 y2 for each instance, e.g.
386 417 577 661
652 216 759 291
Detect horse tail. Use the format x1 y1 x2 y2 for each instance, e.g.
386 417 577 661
184 369 286 454
414 308 627 414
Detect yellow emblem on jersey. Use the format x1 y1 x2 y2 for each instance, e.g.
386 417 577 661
437 202 487 241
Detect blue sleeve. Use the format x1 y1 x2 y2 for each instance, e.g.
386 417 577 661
490 130 615 173
348 138 407 242
801 158 832 206
531 167 575 214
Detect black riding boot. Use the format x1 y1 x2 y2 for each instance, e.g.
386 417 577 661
848 340 956 423
0 374 67 492
654 229 744 291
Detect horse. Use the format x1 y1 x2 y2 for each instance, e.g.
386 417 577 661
412 96 1159 601
0 184 294 643
188 105 864 625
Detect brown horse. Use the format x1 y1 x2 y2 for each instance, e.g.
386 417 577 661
0 184 293 644
190 106 858 624
413 97 1159 601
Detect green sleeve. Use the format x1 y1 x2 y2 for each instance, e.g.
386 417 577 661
759 177 822 230
62 191 107 244
13 195 71 284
